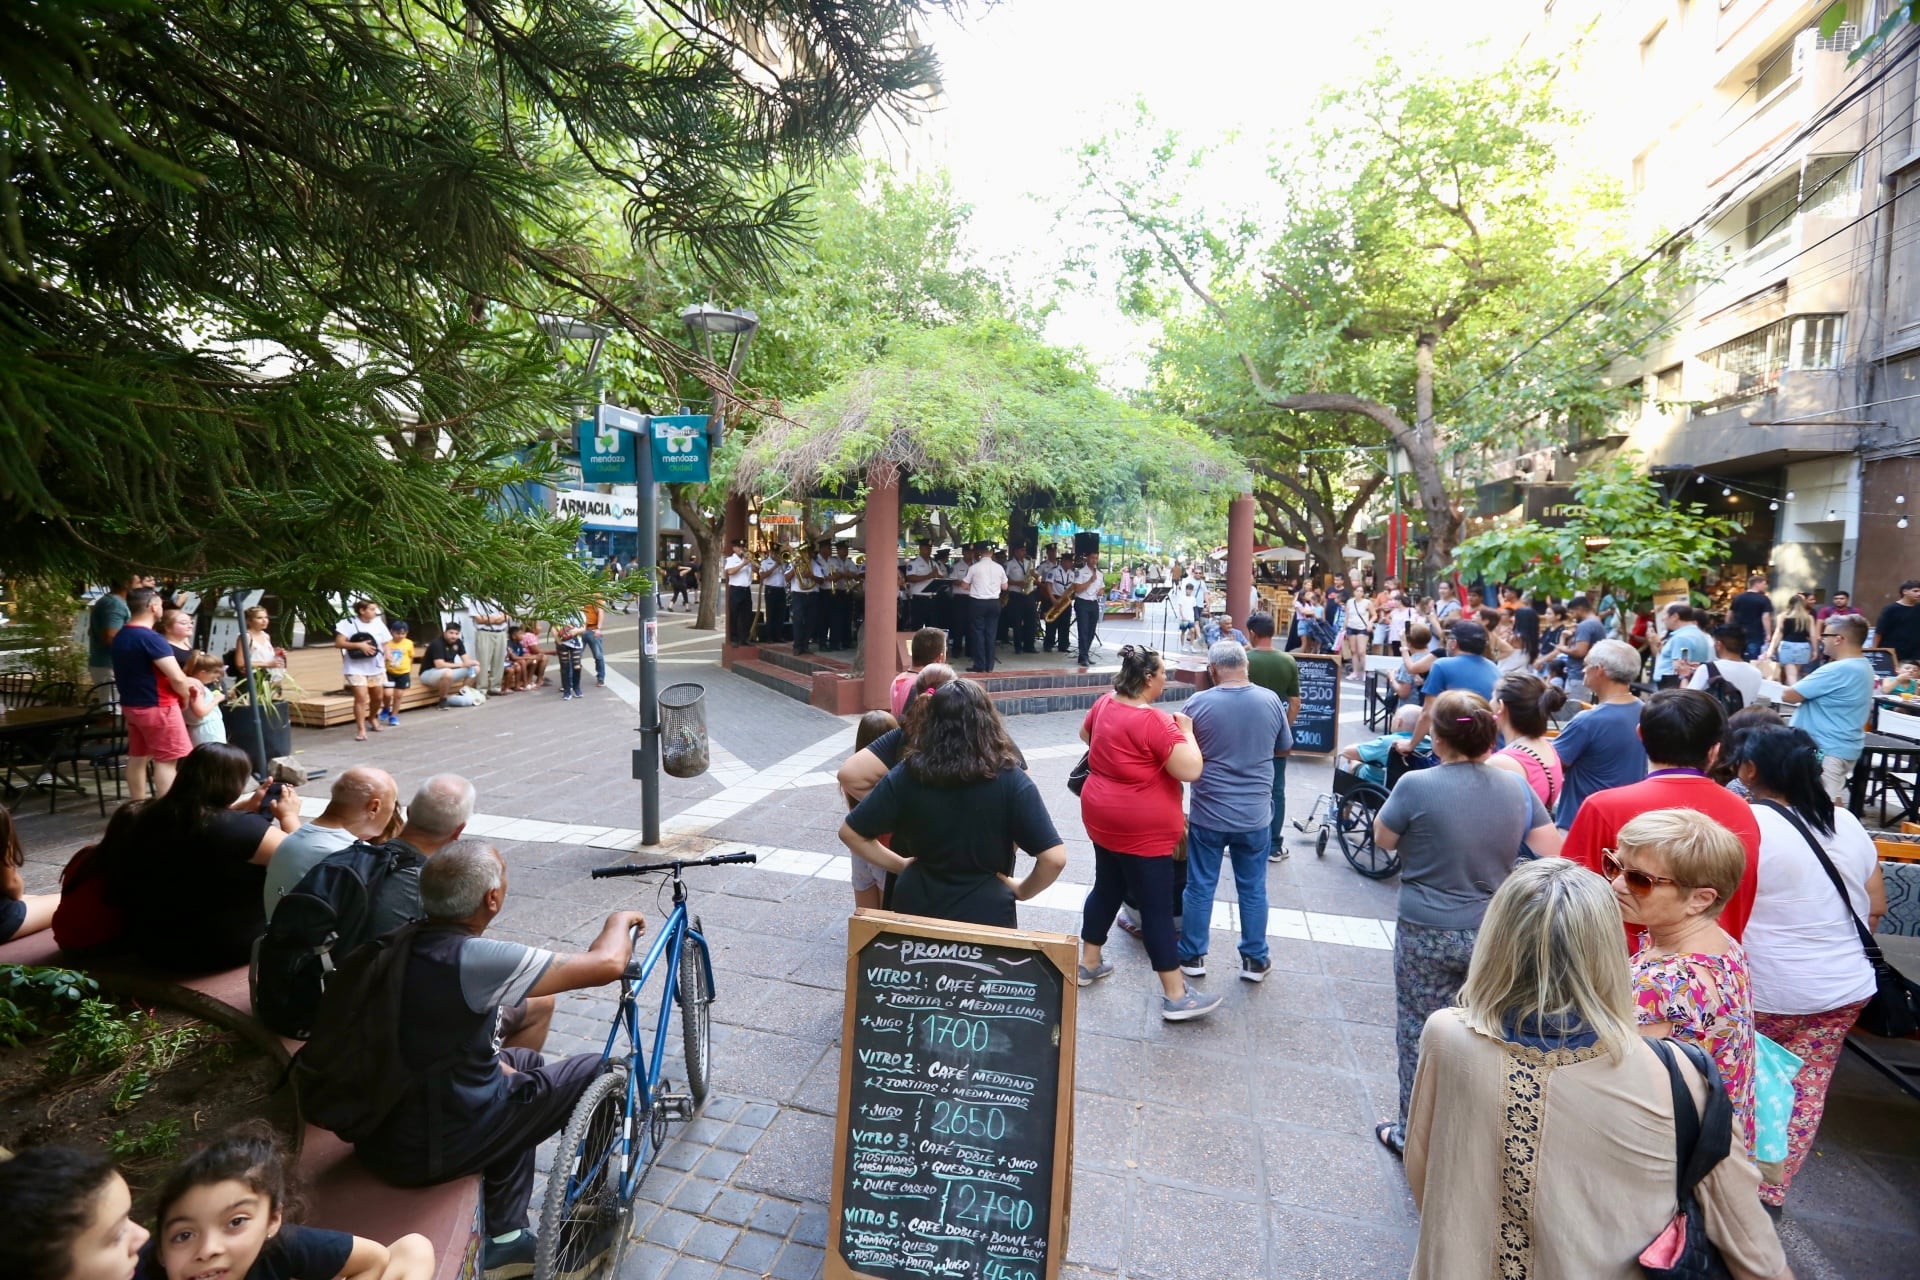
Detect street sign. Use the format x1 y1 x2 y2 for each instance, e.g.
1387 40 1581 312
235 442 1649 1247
553 488 638 522
648 413 711 484
581 408 643 484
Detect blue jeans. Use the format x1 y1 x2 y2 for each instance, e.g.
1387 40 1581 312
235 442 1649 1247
582 628 605 682
1269 756 1288 849
1178 822 1271 964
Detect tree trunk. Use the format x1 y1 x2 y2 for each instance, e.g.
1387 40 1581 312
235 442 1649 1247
1411 333 1459 577
668 484 721 631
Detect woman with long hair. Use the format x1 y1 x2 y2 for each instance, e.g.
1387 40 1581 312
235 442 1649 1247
105 743 302 970
1295 587 1325 655
1405 859 1789 1279
1765 593 1817 685
232 606 286 686
840 679 1066 928
1730 723 1887 1208
1487 671 1567 814
1074 646 1219 1021
1371 690 1561 1155
0 803 59 943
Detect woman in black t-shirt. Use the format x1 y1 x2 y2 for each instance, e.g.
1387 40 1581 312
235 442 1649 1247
841 679 1065 929
106 743 302 970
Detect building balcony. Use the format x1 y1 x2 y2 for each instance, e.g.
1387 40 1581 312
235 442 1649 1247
1629 367 1860 470
1712 30 1862 187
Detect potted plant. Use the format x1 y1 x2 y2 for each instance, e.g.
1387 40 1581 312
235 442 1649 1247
222 666 293 765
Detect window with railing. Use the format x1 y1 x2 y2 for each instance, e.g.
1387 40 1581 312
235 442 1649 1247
1698 314 1843 405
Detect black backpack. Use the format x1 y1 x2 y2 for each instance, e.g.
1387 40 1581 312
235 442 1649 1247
289 924 446 1143
1699 662 1747 717
251 839 422 1039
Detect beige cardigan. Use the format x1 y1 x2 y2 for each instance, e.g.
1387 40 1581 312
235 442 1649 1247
1405 1009 1786 1280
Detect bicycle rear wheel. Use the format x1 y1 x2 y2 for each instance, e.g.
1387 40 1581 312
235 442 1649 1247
679 920 713 1104
534 1065 632 1280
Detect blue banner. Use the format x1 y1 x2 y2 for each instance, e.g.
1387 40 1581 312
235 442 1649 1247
579 411 639 484
648 414 711 484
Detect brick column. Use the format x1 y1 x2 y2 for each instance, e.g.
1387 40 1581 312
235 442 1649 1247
1228 491 1255 632
863 465 902 711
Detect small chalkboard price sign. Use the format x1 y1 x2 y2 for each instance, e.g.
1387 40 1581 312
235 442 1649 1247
1866 647 1899 680
1289 652 1342 757
828 911 1079 1280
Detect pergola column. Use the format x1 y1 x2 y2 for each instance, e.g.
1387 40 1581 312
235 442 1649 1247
1227 490 1255 632
863 463 902 711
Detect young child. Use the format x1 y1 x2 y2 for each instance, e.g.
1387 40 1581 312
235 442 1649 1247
554 616 586 700
0 1144 149 1280
184 653 228 747
1886 661 1920 696
381 621 412 726
1338 704 1428 787
139 1124 432 1280
845 710 899 911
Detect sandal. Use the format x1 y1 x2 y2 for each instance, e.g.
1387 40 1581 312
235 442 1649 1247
1375 1121 1405 1158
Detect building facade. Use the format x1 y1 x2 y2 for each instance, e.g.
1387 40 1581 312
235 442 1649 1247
1516 0 1919 608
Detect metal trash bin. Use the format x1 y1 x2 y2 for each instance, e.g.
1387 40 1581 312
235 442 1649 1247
658 683 710 778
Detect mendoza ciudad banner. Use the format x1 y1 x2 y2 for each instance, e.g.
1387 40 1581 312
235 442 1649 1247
648 414 710 484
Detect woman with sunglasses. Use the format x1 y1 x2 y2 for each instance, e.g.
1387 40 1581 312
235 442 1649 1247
1610 807 1758 1152
1370 690 1561 1156
840 678 1067 929
1404 858 1789 1280
1730 723 1887 1209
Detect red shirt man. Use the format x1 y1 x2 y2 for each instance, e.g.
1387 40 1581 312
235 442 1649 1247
1562 690 1761 948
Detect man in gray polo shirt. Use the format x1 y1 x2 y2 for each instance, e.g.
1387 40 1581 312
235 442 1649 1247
1178 640 1290 983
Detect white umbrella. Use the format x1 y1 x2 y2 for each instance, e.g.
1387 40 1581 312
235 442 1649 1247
1341 546 1375 561
1255 546 1306 563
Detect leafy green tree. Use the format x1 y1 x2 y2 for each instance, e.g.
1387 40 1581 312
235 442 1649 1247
1451 455 1741 605
0 0 961 620
1075 55 1680 578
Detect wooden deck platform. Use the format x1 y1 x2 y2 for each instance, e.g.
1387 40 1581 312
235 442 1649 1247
280 645 446 728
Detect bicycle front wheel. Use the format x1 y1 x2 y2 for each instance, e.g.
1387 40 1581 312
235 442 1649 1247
679 920 713 1105
535 1064 632 1280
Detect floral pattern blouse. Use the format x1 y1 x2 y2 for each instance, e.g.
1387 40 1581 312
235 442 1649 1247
1631 937 1757 1151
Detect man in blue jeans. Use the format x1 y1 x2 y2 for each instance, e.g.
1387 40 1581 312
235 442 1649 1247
1179 639 1290 982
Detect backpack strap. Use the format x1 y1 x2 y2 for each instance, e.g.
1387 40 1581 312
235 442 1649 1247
1750 798 1888 970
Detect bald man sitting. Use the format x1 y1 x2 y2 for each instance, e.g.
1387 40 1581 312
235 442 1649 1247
263 766 399 913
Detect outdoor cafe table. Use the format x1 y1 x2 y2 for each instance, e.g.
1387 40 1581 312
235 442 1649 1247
0 704 91 803
1849 731 1920 826
1876 695 1920 742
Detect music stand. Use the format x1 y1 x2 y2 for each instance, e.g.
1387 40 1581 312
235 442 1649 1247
1142 585 1174 650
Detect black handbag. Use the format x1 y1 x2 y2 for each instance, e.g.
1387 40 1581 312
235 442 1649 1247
1066 751 1090 796
1638 1039 1735 1280
1753 799 1920 1038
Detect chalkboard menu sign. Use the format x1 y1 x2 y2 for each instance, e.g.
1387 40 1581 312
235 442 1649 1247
1290 653 1342 756
829 912 1079 1280
1867 648 1899 679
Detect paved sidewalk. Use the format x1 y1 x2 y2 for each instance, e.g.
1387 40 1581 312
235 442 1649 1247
9 616 1918 1278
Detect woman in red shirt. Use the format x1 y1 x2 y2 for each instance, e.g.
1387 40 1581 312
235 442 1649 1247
1076 646 1218 1021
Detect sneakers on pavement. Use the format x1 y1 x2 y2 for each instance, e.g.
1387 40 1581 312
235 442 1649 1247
1179 957 1206 979
1240 955 1272 983
1161 986 1224 1022
482 1231 537 1280
1115 908 1143 940
1268 845 1288 863
1077 960 1114 987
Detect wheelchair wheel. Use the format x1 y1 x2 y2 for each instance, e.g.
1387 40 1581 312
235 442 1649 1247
1335 792 1400 880
535 1064 632 1280
1315 825 1330 859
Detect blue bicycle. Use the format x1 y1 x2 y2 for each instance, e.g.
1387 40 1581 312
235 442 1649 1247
534 850 757 1280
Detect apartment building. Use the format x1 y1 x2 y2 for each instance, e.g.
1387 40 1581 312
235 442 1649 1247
1511 0 1919 606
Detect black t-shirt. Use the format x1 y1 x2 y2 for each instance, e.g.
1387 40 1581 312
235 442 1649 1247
424 635 467 668
846 765 1060 929
1877 600 1920 662
139 1223 353 1280
117 807 271 970
1729 591 1773 645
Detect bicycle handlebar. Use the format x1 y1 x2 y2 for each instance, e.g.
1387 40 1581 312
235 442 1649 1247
591 851 759 878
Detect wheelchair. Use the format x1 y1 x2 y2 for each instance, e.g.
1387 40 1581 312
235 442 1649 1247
1293 743 1434 880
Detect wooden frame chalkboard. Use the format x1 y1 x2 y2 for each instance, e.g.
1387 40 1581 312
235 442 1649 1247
1288 652 1342 757
827 910 1079 1280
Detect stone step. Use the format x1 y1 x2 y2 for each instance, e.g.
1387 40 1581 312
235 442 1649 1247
756 645 853 677
987 680 1191 718
731 658 814 706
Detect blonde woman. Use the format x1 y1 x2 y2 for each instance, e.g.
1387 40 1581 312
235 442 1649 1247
1405 858 1790 1280
233 606 286 686
1764 593 1817 685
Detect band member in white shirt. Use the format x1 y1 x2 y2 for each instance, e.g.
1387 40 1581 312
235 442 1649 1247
963 541 1010 673
1039 544 1071 655
905 537 939 630
827 540 855 650
723 539 755 645
944 545 973 662
788 539 821 654
760 547 789 642
1072 551 1106 668
1004 541 1038 654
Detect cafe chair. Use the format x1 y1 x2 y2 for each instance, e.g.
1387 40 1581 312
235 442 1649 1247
49 684 127 817
28 679 78 708
0 671 35 709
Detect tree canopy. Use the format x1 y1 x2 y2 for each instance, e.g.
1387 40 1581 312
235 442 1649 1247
1 0 963 616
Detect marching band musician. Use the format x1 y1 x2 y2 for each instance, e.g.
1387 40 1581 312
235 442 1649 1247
760 544 789 642
1071 550 1105 669
905 537 939 630
963 540 1008 673
789 538 822 654
1004 541 1038 655
1040 544 1071 655
723 538 755 645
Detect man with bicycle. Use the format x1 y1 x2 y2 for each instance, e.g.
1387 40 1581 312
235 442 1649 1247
346 841 647 1280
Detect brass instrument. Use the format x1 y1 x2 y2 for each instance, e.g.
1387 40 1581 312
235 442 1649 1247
1043 581 1075 624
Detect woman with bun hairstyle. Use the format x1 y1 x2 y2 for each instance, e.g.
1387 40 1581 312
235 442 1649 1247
1487 670 1566 815
1370 690 1562 1156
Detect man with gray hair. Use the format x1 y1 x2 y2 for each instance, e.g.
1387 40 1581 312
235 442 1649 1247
349 840 647 1278
1177 639 1289 989
263 766 400 912
1550 637 1648 828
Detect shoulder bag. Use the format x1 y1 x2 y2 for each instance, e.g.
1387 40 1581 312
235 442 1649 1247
1752 798 1920 1038
1638 1038 1736 1280
1067 695 1103 797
